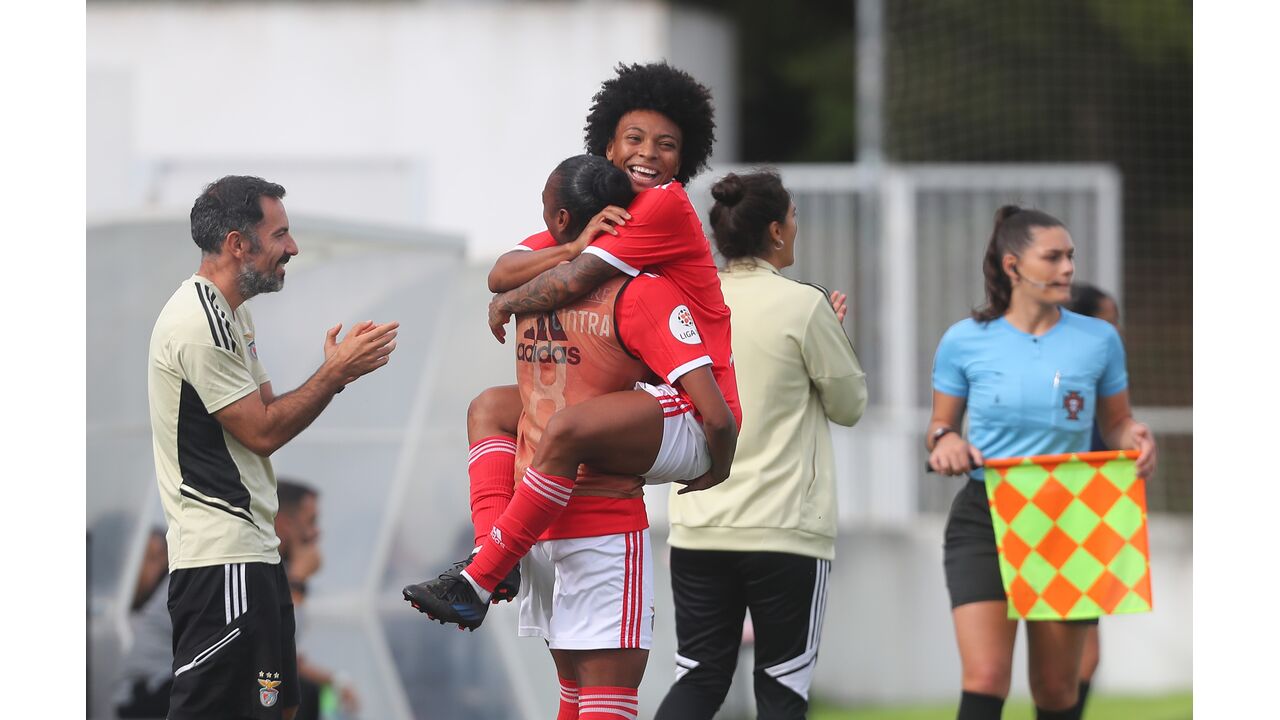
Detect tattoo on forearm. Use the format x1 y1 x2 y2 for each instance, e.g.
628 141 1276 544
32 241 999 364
500 254 619 314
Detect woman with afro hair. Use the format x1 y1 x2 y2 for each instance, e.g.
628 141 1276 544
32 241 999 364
405 61 741 719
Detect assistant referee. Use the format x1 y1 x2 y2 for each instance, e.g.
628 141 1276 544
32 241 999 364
147 175 397 719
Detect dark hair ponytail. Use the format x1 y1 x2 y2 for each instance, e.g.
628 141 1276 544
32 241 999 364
973 205 1066 322
709 170 791 260
549 154 636 241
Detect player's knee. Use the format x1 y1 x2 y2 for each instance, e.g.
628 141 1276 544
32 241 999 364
468 387 517 436
1028 667 1079 710
541 412 590 457
962 660 1012 697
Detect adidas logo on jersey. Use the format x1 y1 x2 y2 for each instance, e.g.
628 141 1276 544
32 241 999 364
516 342 582 365
518 314 582 365
525 314 568 342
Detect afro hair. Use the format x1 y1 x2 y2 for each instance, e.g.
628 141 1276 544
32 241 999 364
583 62 717 185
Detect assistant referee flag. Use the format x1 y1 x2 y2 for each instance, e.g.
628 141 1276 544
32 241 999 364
984 450 1153 620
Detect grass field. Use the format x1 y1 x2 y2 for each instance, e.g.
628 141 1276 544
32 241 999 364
810 693 1192 720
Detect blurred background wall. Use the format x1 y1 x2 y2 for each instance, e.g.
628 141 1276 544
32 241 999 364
88 0 739 258
87 1 1191 718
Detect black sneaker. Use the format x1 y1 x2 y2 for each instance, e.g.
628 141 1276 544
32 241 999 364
402 564 489 631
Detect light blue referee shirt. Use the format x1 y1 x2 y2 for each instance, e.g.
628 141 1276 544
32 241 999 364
931 308 1128 480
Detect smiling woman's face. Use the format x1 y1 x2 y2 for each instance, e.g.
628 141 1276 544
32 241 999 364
605 109 682 192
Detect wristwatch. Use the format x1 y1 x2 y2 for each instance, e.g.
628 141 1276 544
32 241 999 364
930 426 956 449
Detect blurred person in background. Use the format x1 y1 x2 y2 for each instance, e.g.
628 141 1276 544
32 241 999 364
1065 284 1119 329
925 206 1157 720
405 62 740 648
114 529 174 719
653 170 867 720
147 175 398 720
275 479 359 720
131 527 171 612
1063 282 1121 717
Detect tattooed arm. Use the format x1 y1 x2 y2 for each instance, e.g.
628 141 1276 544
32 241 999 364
487 253 622 342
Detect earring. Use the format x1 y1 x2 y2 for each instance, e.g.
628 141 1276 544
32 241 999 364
773 240 784 250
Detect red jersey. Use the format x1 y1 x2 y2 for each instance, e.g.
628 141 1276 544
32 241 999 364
514 230 556 252
581 182 742 428
514 273 713 539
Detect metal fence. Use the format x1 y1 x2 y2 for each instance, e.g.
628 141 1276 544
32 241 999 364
687 162 1191 523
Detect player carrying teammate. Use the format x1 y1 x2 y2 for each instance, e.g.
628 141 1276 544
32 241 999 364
459 154 724 719
403 62 740 631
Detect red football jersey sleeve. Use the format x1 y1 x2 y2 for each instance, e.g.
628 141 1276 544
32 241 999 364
582 183 702 275
513 230 557 252
583 181 743 429
616 274 712 384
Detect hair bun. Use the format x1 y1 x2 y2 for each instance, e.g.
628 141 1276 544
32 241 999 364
994 204 1022 226
710 173 745 206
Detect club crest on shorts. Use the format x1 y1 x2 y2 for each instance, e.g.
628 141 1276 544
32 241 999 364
258 671 282 707
668 305 701 345
1063 390 1085 420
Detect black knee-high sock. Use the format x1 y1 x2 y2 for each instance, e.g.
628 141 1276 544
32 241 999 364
1073 680 1092 715
957 690 1005 720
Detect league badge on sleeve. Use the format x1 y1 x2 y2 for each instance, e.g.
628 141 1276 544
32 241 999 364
669 305 702 345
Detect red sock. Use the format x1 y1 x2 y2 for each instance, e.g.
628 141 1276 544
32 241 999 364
465 466 573 591
578 686 637 720
467 436 518 548
556 677 580 720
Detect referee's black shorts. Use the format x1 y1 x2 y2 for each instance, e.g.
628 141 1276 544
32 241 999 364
168 561 300 719
944 480 1097 624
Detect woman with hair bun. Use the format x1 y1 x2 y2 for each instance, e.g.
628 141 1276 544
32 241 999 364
655 170 867 720
926 206 1157 719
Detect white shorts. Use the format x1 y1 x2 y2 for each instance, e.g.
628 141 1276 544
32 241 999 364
518 529 654 650
636 381 711 485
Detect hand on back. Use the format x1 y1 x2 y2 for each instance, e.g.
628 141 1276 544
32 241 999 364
568 205 631 256
675 470 727 495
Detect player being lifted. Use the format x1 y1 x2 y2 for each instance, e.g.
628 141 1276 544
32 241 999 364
403 62 740 631
471 153 727 719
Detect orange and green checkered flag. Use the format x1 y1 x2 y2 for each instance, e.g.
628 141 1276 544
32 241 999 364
984 450 1152 620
